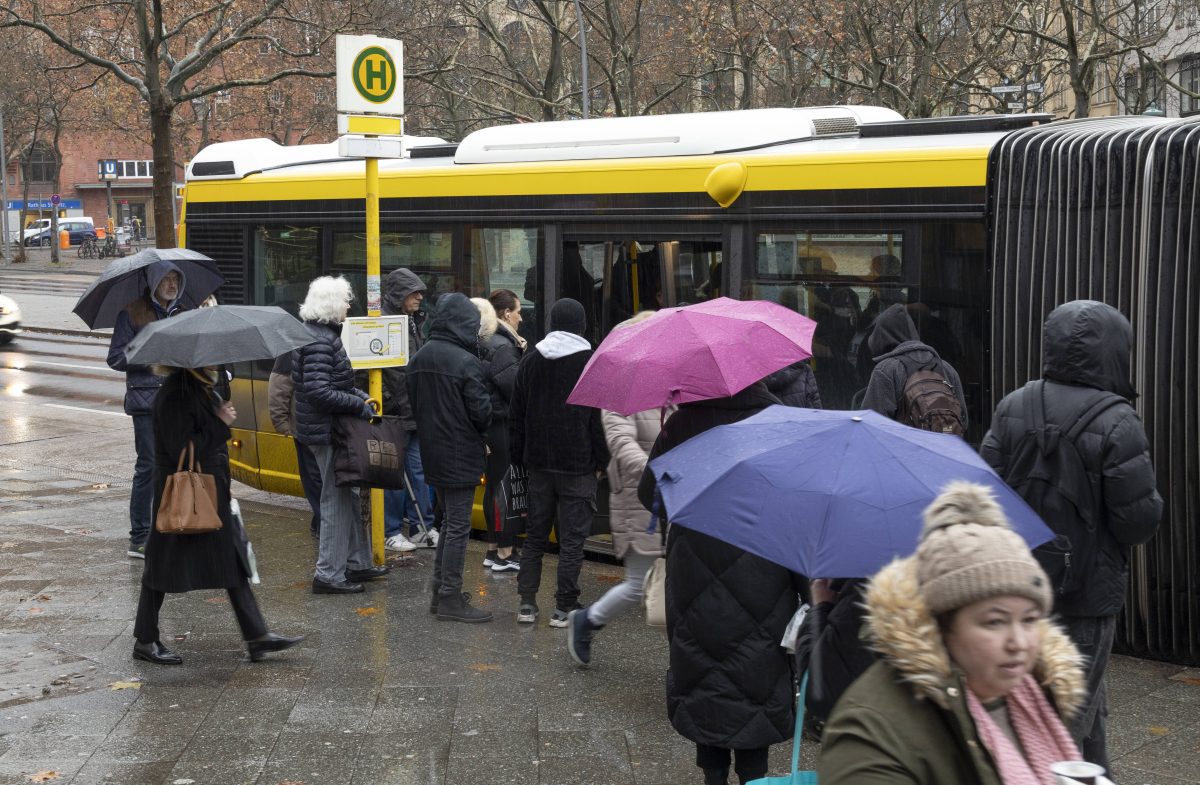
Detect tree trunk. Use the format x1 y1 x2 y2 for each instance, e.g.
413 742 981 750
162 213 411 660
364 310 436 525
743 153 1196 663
1073 85 1091 118
150 99 177 248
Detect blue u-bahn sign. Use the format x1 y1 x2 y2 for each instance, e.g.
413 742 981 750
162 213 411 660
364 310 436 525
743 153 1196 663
5 199 82 210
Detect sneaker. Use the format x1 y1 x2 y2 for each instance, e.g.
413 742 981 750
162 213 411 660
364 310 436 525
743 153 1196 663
517 601 539 624
549 605 582 628
385 534 417 552
567 608 597 667
127 544 145 559
483 549 498 567
490 556 520 573
409 527 439 548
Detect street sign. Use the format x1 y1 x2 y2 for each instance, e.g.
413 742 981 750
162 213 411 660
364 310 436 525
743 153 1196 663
336 35 404 116
98 159 119 181
50 194 60 205
340 315 410 369
991 84 1023 95
1007 101 1026 110
1025 81 1044 93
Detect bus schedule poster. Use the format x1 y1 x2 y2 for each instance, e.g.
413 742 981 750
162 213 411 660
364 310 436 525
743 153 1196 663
341 315 410 369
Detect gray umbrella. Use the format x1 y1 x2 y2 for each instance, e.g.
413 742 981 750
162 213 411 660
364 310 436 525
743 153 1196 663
123 306 315 367
72 248 224 329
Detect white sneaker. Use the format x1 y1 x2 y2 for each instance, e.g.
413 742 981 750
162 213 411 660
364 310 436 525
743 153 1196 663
410 528 439 548
385 534 417 552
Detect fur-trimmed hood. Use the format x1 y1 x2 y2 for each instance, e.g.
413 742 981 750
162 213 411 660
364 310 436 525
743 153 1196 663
864 557 1086 718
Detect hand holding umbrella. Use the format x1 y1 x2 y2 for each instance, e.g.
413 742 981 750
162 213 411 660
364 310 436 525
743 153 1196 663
73 248 224 329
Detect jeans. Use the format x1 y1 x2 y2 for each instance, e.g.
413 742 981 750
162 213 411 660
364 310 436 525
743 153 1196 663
129 414 155 546
431 486 474 598
588 552 656 626
517 471 597 611
135 582 266 643
295 440 322 533
1064 614 1117 771
383 434 433 537
311 444 373 584
695 744 769 784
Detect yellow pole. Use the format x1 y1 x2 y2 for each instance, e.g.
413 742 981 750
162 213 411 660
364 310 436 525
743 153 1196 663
366 156 384 566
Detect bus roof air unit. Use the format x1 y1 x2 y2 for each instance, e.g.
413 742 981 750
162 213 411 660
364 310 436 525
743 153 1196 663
453 106 904 164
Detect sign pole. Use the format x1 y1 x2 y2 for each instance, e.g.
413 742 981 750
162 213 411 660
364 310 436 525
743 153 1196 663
0 106 9 262
365 155 385 566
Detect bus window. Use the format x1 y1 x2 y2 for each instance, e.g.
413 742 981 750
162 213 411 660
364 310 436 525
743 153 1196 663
253 226 321 316
331 230 454 316
749 230 906 410
466 226 544 344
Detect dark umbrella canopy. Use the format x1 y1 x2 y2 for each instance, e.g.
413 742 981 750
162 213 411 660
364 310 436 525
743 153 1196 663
72 248 224 329
124 306 315 368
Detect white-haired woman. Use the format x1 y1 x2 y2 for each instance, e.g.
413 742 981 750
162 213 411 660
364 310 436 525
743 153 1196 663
292 276 385 594
819 482 1086 784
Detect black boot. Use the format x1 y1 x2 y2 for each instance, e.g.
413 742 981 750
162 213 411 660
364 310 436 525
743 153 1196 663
702 768 729 785
436 591 493 623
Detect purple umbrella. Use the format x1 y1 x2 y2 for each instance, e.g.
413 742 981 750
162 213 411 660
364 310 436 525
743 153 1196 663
567 297 816 415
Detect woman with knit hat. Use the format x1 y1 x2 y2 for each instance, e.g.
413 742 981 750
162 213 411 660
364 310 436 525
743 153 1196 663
819 481 1088 785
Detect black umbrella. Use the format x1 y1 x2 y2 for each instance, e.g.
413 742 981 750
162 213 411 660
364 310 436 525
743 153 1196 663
123 306 315 368
72 248 224 329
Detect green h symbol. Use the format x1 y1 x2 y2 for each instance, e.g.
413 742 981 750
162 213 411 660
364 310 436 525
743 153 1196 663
364 57 388 91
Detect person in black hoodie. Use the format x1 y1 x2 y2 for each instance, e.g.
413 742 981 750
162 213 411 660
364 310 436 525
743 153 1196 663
406 293 493 623
637 382 802 785
861 303 967 426
509 298 609 627
980 300 1162 769
380 267 435 552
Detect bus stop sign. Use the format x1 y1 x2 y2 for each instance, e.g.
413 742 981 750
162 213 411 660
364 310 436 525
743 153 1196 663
336 35 404 116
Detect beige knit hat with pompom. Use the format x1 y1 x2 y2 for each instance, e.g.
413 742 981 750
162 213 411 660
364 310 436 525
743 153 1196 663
916 481 1052 616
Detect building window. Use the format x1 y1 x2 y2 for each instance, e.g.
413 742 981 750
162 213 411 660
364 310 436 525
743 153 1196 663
1181 58 1200 117
1123 67 1165 114
21 143 57 184
117 159 153 179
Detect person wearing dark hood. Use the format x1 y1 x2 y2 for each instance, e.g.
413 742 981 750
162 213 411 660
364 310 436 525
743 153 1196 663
107 260 188 559
980 300 1162 769
762 360 821 409
861 303 967 434
380 267 436 552
509 298 609 627
636 382 802 785
407 293 493 623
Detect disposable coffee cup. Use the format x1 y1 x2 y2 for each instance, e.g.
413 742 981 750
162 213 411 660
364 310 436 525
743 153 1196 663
1050 760 1107 784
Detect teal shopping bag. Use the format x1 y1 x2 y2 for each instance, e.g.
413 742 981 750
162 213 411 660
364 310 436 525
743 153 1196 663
747 672 819 785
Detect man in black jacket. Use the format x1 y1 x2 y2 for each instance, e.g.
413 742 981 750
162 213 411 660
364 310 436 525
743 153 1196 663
981 300 1163 769
407 293 493 623
380 268 434 552
509 298 609 627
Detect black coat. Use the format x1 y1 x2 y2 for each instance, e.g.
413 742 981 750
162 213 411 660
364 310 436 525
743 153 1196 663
793 580 875 722
142 371 245 593
380 268 427 430
106 299 180 415
509 332 609 474
480 325 524 421
406 293 492 488
861 304 967 422
638 384 800 750
291 321 369 446
981 300 1162 617
763 361 822 409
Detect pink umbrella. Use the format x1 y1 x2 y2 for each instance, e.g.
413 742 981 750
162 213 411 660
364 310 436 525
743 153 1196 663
567 297 816 415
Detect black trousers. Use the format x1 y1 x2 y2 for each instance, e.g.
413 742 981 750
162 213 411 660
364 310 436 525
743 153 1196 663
295 440 323 533
696 744 769 784
134 582 267 644
517 470 596 611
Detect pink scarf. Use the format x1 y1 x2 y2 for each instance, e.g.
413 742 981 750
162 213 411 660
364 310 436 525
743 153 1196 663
965 675 1081 785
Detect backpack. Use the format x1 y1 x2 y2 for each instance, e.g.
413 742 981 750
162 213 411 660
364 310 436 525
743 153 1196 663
899 360 966 436
1003 380 1125 598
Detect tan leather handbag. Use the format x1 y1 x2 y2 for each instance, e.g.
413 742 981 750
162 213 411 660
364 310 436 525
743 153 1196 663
643 557 667 628
156 442 222 534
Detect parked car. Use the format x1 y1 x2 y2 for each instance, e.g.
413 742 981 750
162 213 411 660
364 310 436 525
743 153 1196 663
21 217 95 247
0 292 21 344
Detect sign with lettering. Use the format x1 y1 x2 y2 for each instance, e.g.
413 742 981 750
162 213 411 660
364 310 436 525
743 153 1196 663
340 315 410 369
336 35 404 116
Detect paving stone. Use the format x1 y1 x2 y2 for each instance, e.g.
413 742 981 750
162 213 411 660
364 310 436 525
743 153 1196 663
68 759 176 785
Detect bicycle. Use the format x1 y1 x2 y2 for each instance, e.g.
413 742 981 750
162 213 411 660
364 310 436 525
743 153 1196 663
78 233 100 259
97 234 121 258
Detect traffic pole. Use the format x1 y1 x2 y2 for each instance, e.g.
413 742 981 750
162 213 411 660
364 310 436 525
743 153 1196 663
365 155 385 566
0 106 9 261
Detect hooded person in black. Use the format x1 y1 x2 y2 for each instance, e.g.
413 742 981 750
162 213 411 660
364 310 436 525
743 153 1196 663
509 298 609 627
380 268 435 551
981 300 1162 769
861 303 967 424
406 293 493 623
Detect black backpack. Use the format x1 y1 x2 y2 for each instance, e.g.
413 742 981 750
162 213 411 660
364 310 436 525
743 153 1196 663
899 360 966 436
1004 380 1125 598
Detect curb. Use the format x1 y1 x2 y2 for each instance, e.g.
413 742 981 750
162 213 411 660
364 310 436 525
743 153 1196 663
22 325 111 339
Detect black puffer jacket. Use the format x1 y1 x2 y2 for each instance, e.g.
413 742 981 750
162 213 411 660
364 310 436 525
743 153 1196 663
381 268 426 430
862 303 967 421
480 323 524 420
638 383 801 750
763 361 822 408
406 293 492 488
980 300 1162 617
291 321 369 446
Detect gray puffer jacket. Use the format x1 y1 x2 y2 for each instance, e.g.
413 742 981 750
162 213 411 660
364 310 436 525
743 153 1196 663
602 408 664 559
980 300 1163 617
862 303 966 422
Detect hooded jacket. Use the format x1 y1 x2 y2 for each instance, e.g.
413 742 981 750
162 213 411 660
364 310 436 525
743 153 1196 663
509 330 609 474
637 384 801 750
381 268 427 430
291 320 369 446
479 320 525 421
763 360 822 409
818 557 1086 784
106 260 186 415
406 293 492 487
861 304 967 423
980 300 1163 617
